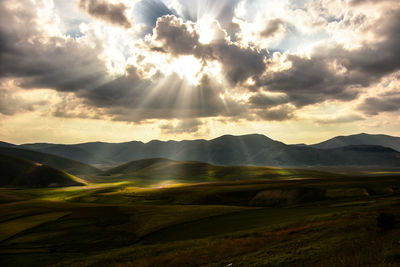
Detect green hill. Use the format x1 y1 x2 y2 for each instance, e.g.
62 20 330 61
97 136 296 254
0 154 86 187
0 147 100 175
103 158 340 182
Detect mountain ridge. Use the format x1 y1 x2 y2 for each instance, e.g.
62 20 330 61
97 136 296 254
2 133 400 168
311 133 400 151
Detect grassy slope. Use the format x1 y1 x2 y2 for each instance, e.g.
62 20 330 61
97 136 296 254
99 158 342 186
0 154 87 187
0 171 400 266
0 147 100 175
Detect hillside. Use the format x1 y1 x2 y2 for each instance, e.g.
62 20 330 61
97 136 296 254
0 154 86 187
312 133 400 151
0 147 100 175
102 158 341 183
0 141 18 148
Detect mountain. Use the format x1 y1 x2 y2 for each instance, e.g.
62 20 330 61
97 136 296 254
103 158 338 182
312 133 400 151
6 133 400 167
21 143 97 164
0 147 100 175
0 154 86 187
0 141 17 148
19 134 287 165
21 141 145 165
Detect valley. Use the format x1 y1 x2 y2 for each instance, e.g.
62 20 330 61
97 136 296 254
1 133 400 266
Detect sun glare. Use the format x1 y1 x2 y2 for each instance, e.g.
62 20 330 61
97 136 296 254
169 55 203 85
197 16 216 44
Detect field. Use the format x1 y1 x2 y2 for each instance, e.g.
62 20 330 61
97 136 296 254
1 170 400 266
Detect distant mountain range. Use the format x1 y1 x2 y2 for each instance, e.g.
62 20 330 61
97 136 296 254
1 133 399 168
311 133 400 151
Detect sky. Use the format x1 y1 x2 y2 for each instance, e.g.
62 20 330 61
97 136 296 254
0 0 399 145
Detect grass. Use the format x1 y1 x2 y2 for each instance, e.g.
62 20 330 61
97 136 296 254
0 171 400 266
0 212 69 242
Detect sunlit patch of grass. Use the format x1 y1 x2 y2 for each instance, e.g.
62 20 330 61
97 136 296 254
0 212 69 241
1 173 400 266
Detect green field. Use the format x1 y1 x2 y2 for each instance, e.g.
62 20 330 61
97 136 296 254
1 170 400 266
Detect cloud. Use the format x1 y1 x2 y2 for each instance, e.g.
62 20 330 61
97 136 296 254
315 114 365 124
260 8 400 107
0 80 49 116
153 15 200 55
349 0 398 6
249 92 289 108
133 0 242 38
256 105 295 121
0 2 247 123
66 67 246 122
260 19 286 38
0 0 108 94
0 89 44 116
2 0 400 133
78 0 132 28
358 93 400 115
153 15 267 84
160 119 203 134
176 0 242 38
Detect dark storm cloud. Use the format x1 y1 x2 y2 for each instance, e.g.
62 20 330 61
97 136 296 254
153 15 267 84
78 0 132 28
260 8 400 107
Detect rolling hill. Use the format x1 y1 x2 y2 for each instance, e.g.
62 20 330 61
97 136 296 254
0 154 86 187
312 133 400 151
102 158 343 182
0 147 100 175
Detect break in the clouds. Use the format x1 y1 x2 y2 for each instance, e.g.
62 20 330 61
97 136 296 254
0 0 400 142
